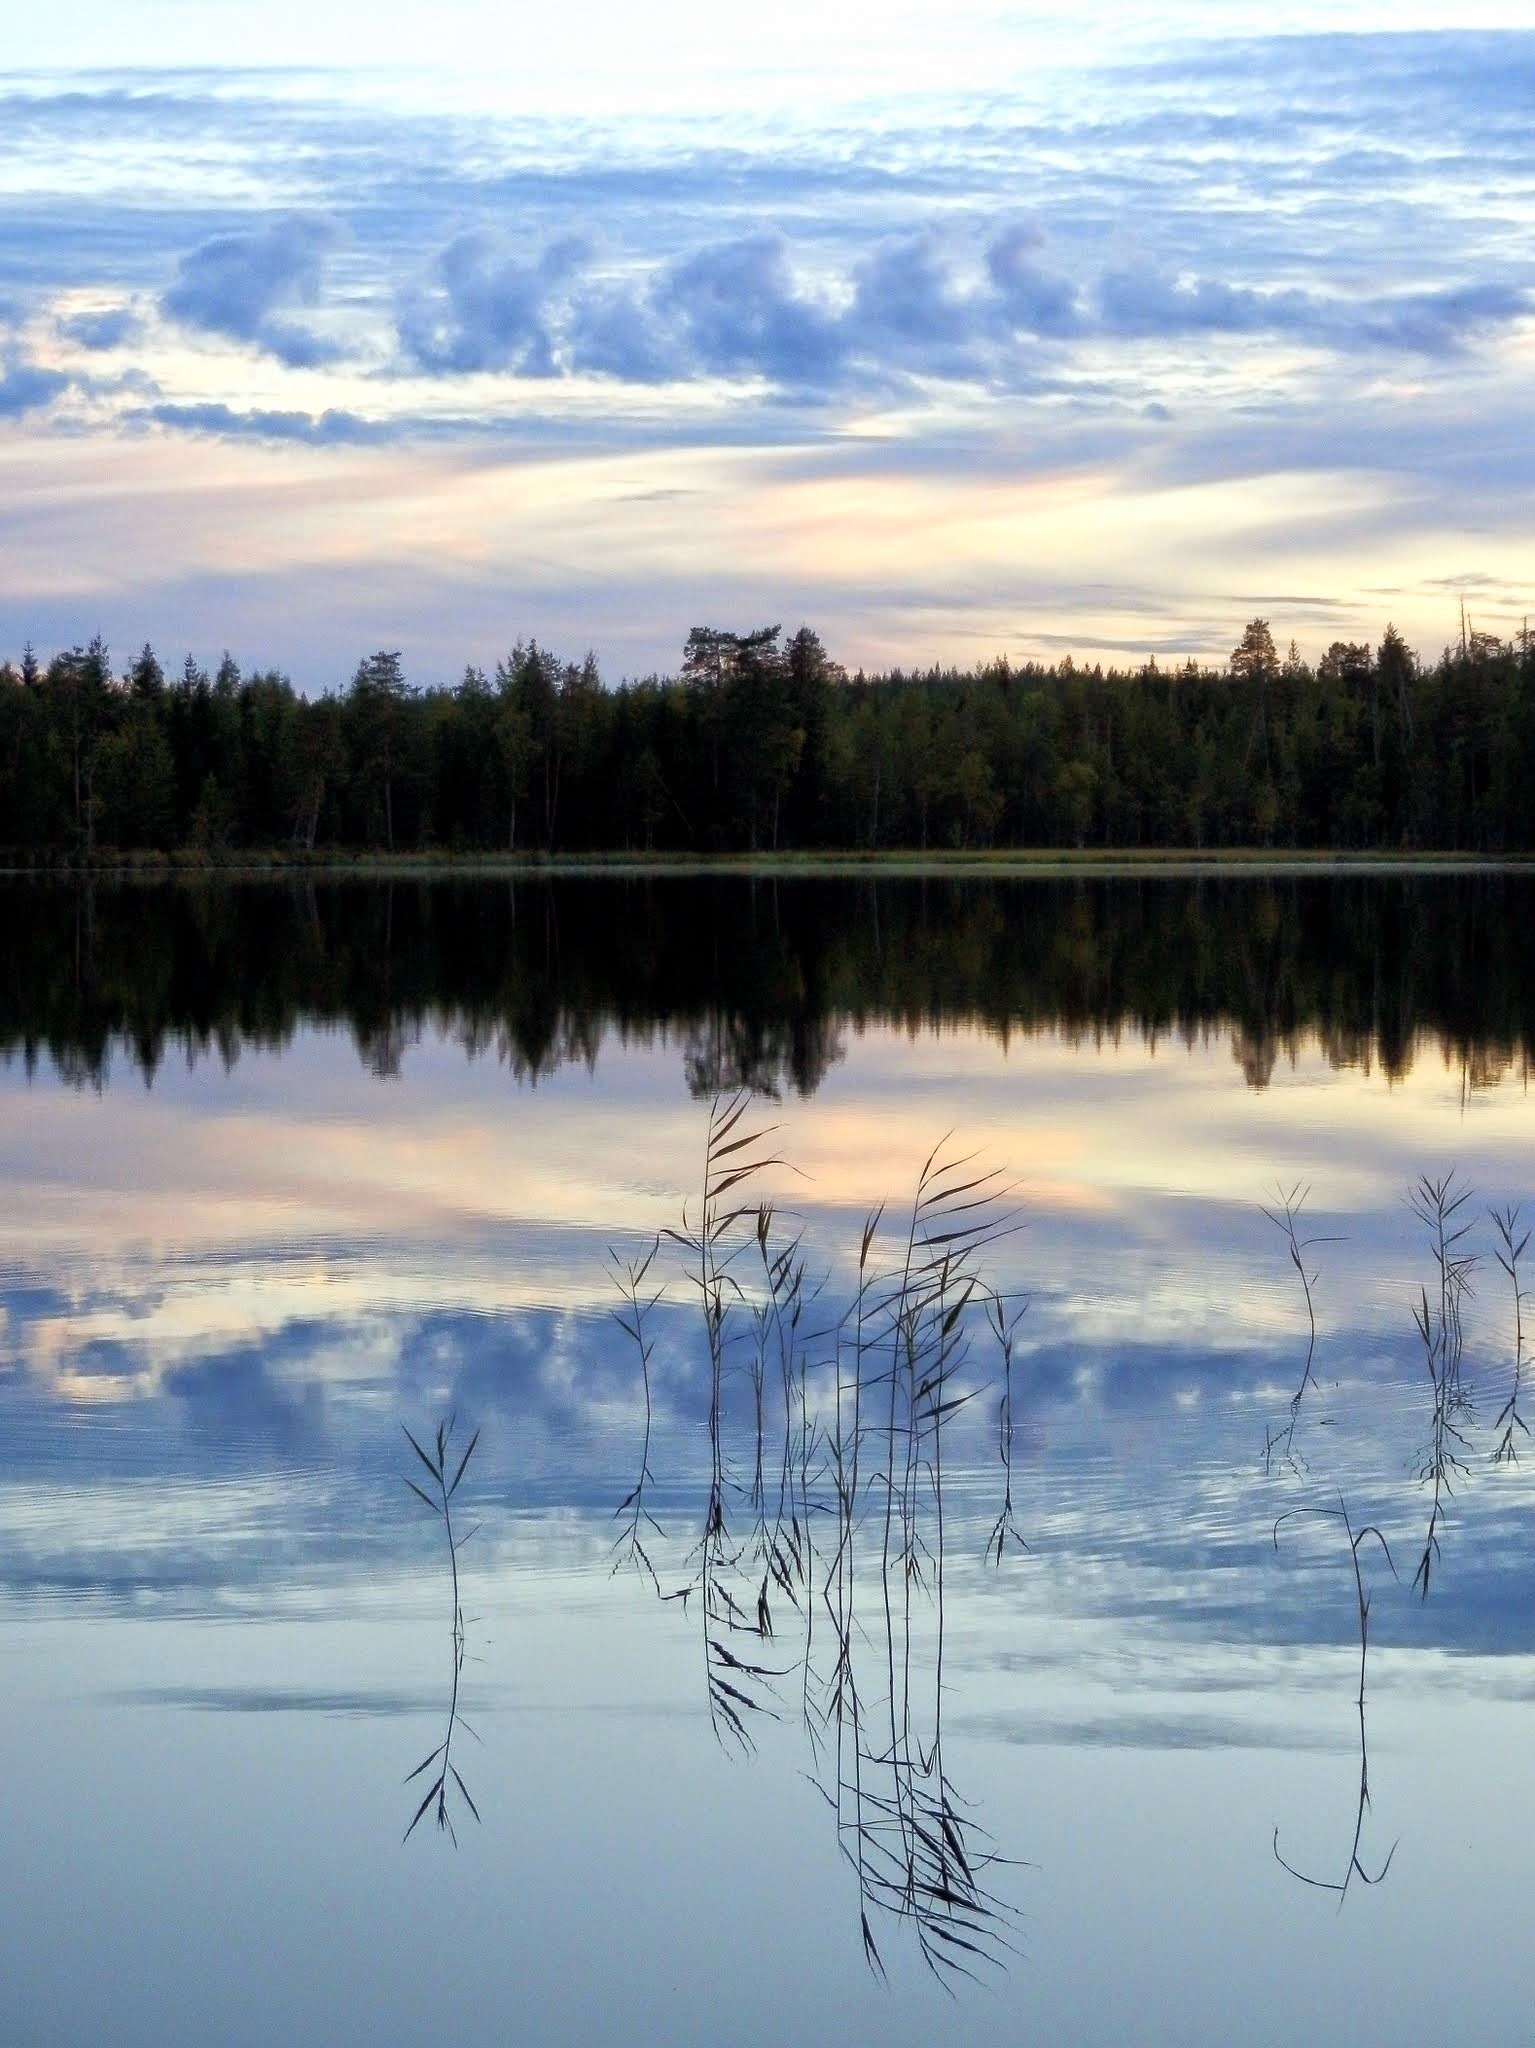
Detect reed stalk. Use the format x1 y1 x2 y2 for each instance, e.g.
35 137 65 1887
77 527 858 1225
1489 1204 1530 1465
1261 1184 1342 1473
402 1414 482 1845
612 1099 1022 1977
609 1236 666 1594
1408 1173 1476 1598
1272 1498 1398 1905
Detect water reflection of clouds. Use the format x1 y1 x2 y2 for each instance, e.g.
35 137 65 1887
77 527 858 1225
3 1017 1532 1660
820 1027 1531 1200
5 1256 1534 1665
5 1019 1531 1425
2 1037 698 1272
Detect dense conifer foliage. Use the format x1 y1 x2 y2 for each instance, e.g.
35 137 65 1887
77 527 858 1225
1 618 1531 856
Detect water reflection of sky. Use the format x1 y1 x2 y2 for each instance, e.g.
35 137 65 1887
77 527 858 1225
3 1024 1533 1610
2 1016 1534 2044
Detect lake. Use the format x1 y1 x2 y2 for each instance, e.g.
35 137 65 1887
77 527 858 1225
2 869 1532 2046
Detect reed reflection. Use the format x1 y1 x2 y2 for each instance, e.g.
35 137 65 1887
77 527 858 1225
1489 1206 1530 1466
1259 1176 1535 1907
1409 1175 1477 1598
1262 1187 1338 1476
402 1416 483 1846
1271 1503 1398 1907
1263 1177 1533 1592
612 1098 1023 1981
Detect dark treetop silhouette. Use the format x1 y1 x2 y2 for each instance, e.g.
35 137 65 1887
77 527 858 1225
3 616 1533 858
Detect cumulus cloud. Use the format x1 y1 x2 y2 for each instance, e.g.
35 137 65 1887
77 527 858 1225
851 232 976 354
565 281 681 383
658 232 845 385
409 228 850 390
0 354 69 419
385 218 1535 407
396 231 584 377
584 224 1077 390
986 225 1084 339
162 213 343 367
566 225 1075 393
57 304 143 350
135 207 1535 421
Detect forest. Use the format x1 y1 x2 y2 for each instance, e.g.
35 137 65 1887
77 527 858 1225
1 616 1531 858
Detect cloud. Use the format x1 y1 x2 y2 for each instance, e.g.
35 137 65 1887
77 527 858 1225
568 225 1232 395
0 354 69 418
396 231 581 377
570 226 1077 394
162 213 343 367
1098 262 1304 339
140 401 388 445
986 225 1084 339
1097 261 1530 357
390 221 1529 404
8 39 1532 414
410 228 851 391
658 232 846 386
4 37 1534 694
851 231 977 355
1358 280 1529 353
58 303 142 350
566 281 681 383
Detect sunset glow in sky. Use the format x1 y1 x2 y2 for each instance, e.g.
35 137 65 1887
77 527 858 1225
3 3 1532 687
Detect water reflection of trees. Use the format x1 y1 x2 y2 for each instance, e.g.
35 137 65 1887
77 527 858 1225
611 1100 1021 1980
4 871 1532 1098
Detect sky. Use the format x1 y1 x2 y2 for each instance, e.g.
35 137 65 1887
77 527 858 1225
2 3 1532 689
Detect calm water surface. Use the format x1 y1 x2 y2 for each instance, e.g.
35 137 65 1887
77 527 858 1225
2 874 1532 2046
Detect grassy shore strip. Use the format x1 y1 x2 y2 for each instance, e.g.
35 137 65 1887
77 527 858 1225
2 846 1532 882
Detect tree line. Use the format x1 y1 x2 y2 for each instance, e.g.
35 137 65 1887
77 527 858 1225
1 616 1532 857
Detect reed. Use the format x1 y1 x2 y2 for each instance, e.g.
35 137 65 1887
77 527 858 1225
744 1201 816 1638
850 1143 1011 1926
609 1236 666 1595
810 1209 881 1775
798 1136 1019 1978
985 1288 1030 1565
665 1094 793 1749
1489 1204 1530 1465
1409 1173 1476 1598
612 1100 1025 1977
1261 1184 1341 1473
1410 1170 1476 1406
1271 1498 1398 1905
401 1414 482 1845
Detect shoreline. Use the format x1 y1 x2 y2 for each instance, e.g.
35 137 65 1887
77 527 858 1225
1 847 1531 882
